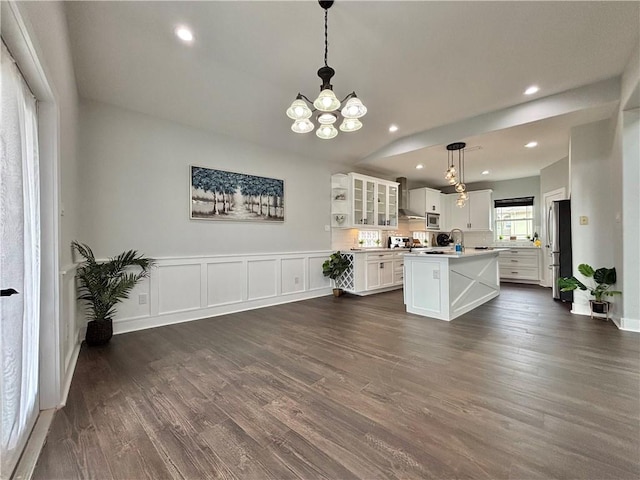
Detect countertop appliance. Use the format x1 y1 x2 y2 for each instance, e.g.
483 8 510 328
426 212 440 230
548 199 573 302
436 233 451 247
389 236 411 248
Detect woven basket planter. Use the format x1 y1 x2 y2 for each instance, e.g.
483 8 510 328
85 319 113 346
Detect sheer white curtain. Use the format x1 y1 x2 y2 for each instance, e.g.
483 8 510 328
0 41 41 478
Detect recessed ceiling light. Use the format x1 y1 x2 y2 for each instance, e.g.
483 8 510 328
389 125 398 133
416 164 424 170
175 26 194 43
524 85 539 95
481 170 489 175
525 141 538 148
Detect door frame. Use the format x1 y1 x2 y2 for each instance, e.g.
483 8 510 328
541 188 566 287
2 2 62 477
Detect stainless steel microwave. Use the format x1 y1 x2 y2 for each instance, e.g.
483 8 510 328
426 212 440 230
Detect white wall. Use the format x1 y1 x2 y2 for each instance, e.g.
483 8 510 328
569 118 617 316
78 100 333 258
540 157 569 197
621 109 639 330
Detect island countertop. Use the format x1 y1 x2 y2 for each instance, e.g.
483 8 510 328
404 248 507 259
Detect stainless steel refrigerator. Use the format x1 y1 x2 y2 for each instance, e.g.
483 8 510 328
548 199 573 301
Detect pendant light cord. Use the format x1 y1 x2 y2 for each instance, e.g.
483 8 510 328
324 9 329 67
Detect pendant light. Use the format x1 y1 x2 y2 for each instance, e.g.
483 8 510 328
285 1 367 139
445 142 467 207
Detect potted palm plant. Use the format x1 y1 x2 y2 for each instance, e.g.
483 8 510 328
73 241 155 345
558 263 621 317
322 251 350 297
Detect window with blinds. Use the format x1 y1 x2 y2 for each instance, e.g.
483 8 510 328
494 197 534 240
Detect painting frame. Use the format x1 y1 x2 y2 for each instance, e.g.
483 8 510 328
190 165 285 222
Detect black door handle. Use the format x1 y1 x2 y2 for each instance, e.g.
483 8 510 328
1 289 19 297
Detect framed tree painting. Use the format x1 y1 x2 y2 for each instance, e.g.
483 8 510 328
190 166 284 222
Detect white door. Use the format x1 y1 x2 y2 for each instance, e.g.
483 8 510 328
1 42 41 478
542 188 566 287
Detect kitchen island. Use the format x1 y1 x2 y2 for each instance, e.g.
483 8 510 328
403 249 504 321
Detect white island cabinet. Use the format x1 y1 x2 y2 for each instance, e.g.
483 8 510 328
403 249 504 321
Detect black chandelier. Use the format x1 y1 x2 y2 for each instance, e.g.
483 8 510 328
285 0 367 139
445 142 469 207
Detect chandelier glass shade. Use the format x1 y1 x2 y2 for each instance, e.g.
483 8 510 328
445 142 468 207
285 1 367 139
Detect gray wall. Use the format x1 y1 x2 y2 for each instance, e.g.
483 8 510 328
540 157 569 197
79 100 333 258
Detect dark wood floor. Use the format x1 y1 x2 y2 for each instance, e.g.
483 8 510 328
33 284 639 480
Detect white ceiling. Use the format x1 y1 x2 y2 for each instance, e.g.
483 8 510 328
64 1 639 184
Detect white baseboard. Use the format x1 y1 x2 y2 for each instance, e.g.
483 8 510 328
614 316 640 332
113 287 332 335
12 409 55 480
60 339 81 407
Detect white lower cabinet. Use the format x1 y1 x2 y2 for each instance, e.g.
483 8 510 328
498 248 540 283
342 251 405 295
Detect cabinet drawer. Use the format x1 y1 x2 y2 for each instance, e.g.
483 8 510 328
498 256 538 267
499 248 539 257
393 259 404 272
394 271 404 284
366 252 394 261
500 266 539 280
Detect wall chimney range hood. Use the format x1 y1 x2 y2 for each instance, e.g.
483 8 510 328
396 177 424 219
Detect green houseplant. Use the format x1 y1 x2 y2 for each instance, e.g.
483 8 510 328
558 264 621 315
73 241 155 345
322 251 350 297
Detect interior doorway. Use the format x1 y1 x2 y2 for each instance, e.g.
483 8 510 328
541 188 567 287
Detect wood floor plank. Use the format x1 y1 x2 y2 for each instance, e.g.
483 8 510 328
33 284 640 479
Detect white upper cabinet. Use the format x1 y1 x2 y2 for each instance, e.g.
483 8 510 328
445 190 493 231
409 187 441 215
331 173 399 229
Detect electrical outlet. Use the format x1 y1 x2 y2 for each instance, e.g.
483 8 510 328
294 276 300 285
579 216 588 225
433 270 440 279
138 293 148 305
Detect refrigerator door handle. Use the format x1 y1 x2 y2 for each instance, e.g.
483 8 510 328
546 204 553 248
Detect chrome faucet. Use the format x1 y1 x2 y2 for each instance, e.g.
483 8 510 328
450 228 464 251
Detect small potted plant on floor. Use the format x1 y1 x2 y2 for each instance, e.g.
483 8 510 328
322 251 351 297
558 264 621 318
73 241 155 345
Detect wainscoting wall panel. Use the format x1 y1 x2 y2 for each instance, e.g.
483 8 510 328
158 264 201 314
247 259 278 300
281 257 306 295
110 251 332 334
59 264 81 406
206 261 244 307
309 256 328 290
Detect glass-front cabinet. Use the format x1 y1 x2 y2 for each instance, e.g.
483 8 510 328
352 177 376 225
331 173 399 229
377 184 387 226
